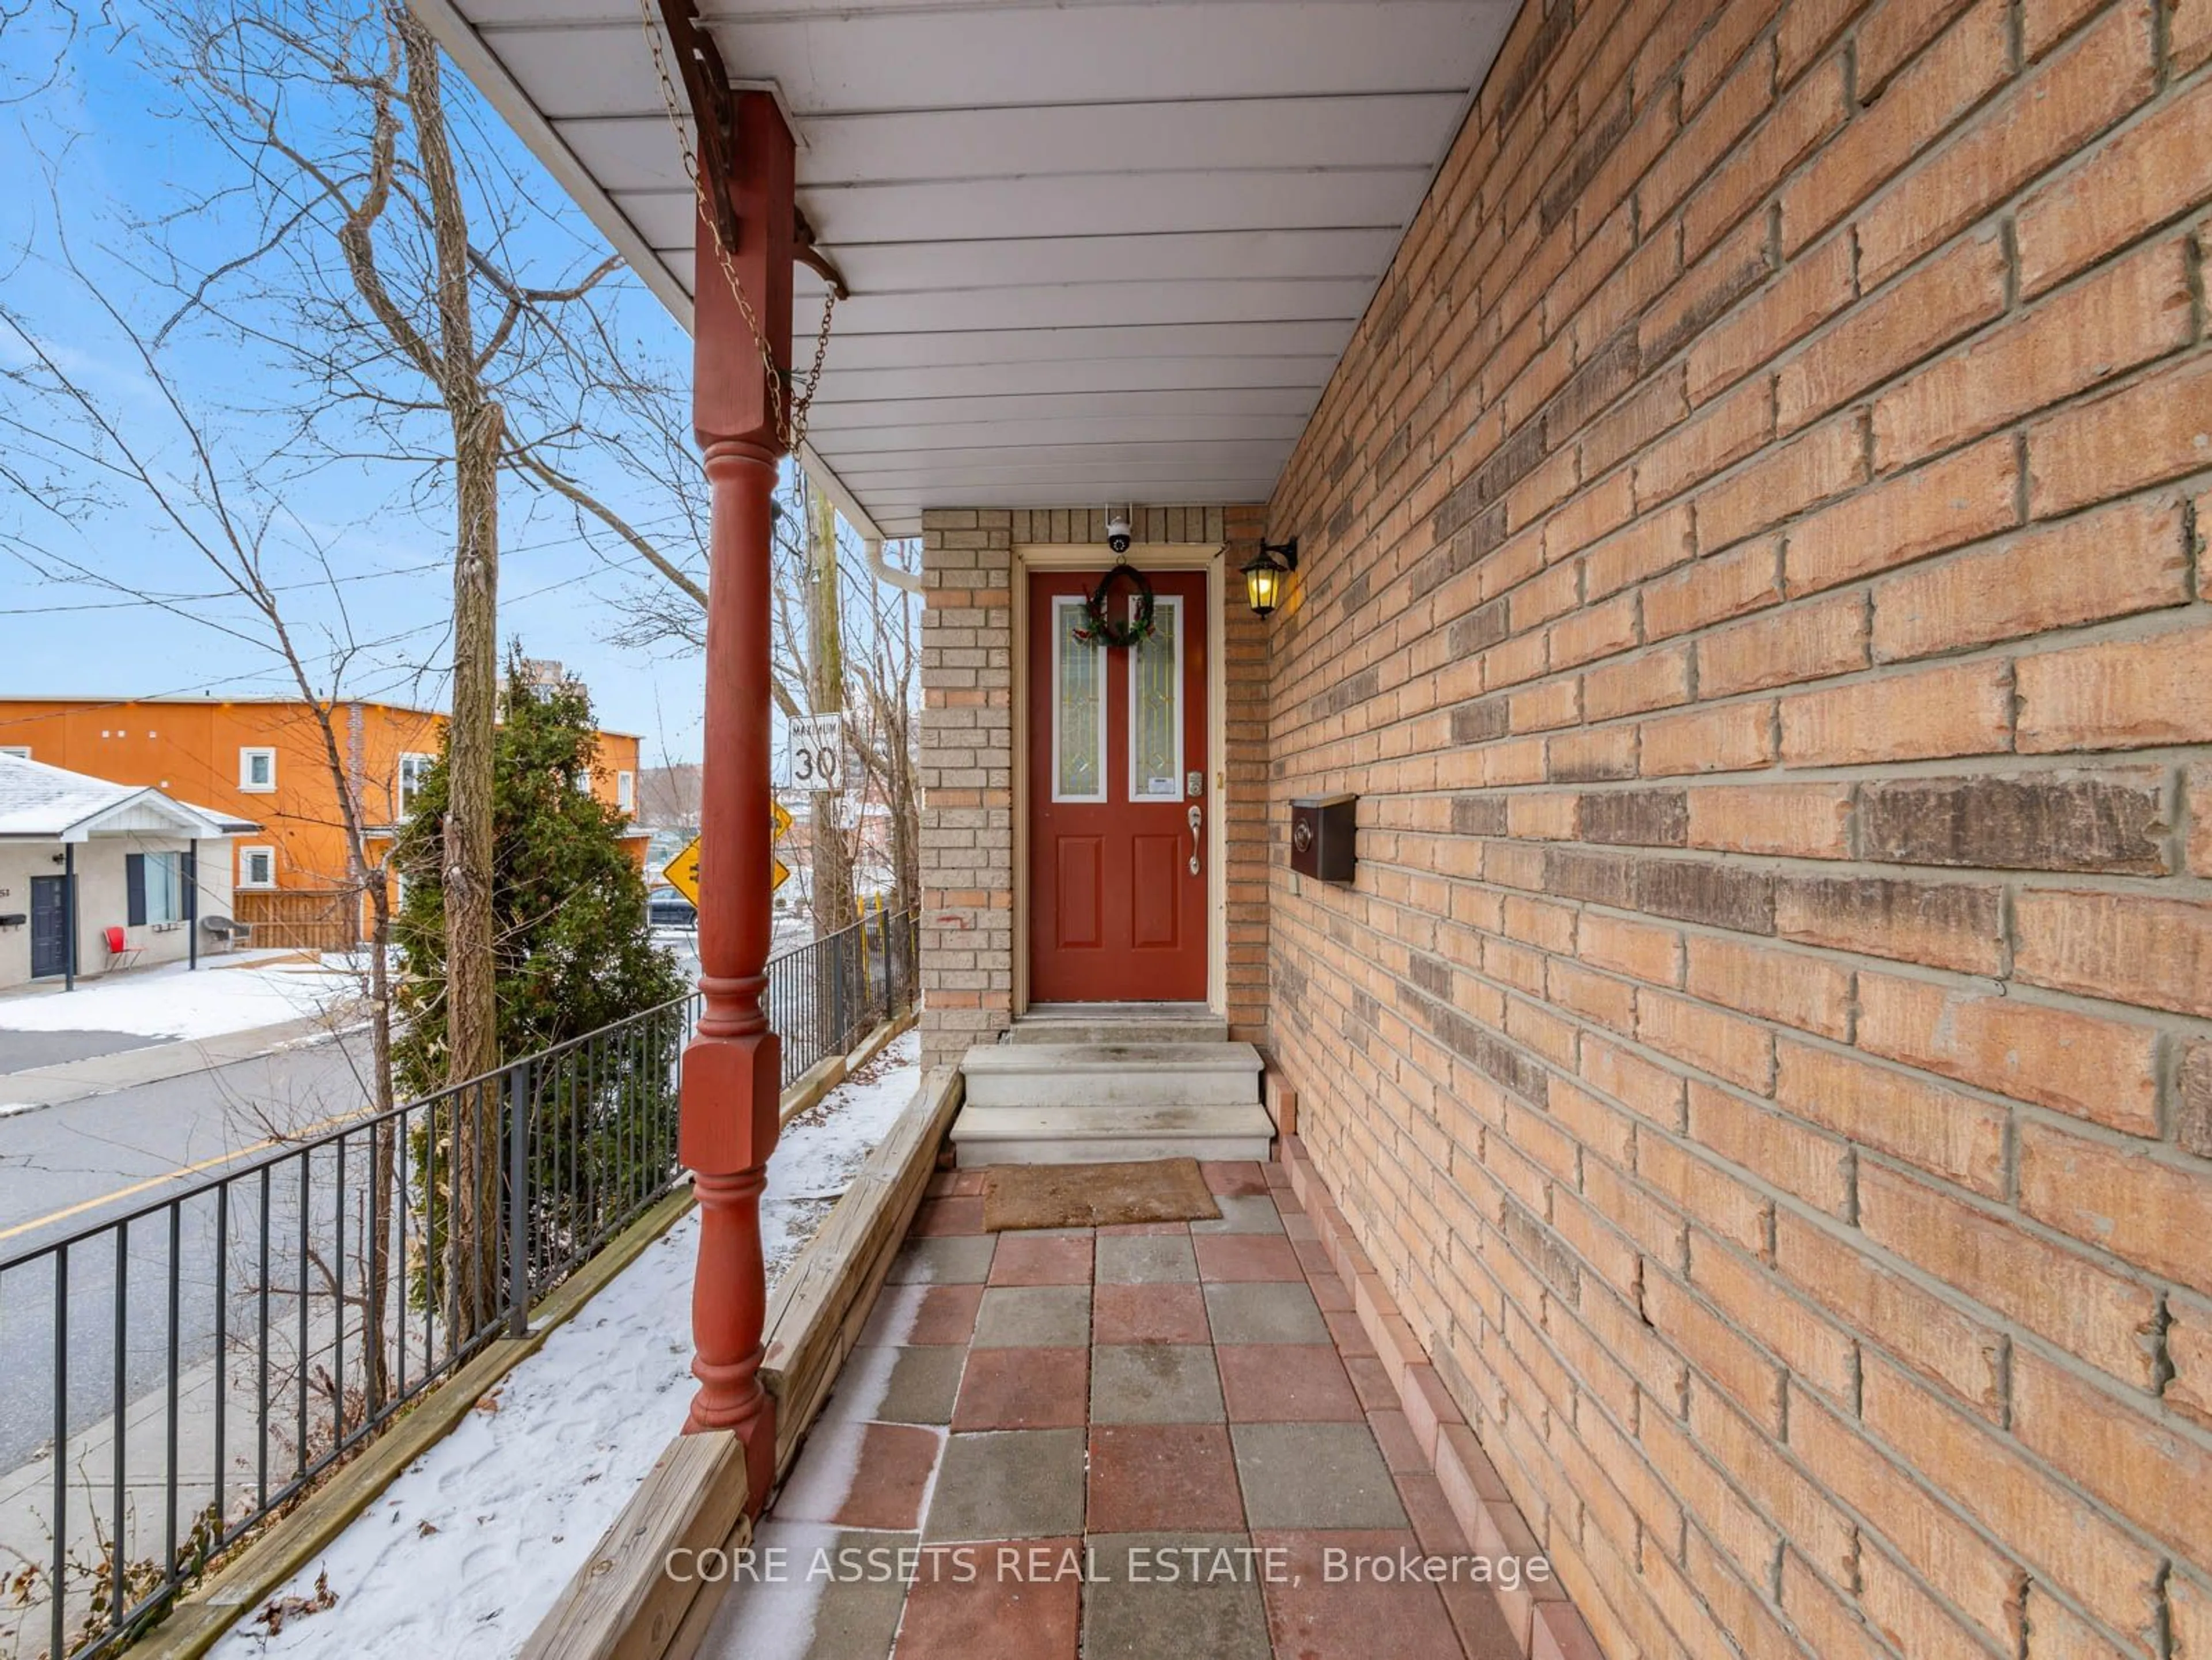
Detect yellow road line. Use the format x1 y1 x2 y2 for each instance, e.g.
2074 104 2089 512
0 1103 380 1245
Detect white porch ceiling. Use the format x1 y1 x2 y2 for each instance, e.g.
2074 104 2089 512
413 0 1522 538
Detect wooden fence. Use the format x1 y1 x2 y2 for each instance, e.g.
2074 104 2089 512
233 888 361 952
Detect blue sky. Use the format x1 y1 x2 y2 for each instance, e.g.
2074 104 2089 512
0 0 747 761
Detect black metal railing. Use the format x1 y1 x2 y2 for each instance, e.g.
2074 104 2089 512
764 906 922 1090
0 910 917 1659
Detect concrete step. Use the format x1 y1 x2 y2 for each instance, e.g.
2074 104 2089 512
960 1042 1261 1109
949 1102 1275 1165
1006 1005 1229 1047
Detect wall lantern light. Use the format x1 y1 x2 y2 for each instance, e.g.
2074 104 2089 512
1241 537 1300 618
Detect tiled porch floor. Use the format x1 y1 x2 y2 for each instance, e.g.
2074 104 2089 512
698 1160 1525 1659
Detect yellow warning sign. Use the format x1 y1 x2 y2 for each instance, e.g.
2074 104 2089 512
663 803 796 907
662 836 703 908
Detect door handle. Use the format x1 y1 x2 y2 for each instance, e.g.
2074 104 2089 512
1187 805 1202 877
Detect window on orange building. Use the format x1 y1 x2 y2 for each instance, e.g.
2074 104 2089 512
397 752 434 817
239 747 276 792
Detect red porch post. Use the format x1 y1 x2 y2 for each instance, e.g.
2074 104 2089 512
680 89 795 1516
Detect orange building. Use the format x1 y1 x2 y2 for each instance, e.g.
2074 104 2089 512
0 695 644 941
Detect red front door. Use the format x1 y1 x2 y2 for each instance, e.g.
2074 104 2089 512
1027 569 1209 1003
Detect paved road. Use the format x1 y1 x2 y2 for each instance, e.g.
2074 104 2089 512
0 1035 376 1473
0 1034 376 1244
0 1028 160 1072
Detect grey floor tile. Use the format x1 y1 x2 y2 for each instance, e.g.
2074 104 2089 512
817 1343 967 1427
1082 1533 1272 1660
1232 1422 1410 1529
1190 1195 1287 1236
1202 1281 1330 1344
1096 1234 1200 1285
694 1522 910 1660
1092 1344 1226 1424
887 1235 998 1285
974 1284 1092 1348
922 1428 1088 1541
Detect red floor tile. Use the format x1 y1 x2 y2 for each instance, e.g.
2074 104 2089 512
894 1538 1082 1660
914 1196 987 1236
839 1424 944 1530
1194 1233 1305 1283
908 1284 986 1346
987 1234 1094 1286
773 1420 942 1530
1202 1159 1271 1196
952 1346 1090 1431
1217 1344 1363 1423
1253 1529 1471 1659
926 1170 985 1198
1092 1282 1210 1345
1086 1423 1246 1533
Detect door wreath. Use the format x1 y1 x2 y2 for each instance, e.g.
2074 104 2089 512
1073 562 1158 649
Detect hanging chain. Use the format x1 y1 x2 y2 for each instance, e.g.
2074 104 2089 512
637 0 836 453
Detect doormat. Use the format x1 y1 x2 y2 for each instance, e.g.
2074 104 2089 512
982 1158 1222 1231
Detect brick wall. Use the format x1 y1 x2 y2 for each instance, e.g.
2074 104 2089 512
917 506 1271 1069
1221 506 1275 1042
918 508 1015 1070
1264 2 2212 1659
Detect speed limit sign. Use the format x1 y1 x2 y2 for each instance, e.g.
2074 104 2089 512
782 713 846 794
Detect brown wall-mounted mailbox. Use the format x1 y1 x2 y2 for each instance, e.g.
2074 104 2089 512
1290 794 1358 884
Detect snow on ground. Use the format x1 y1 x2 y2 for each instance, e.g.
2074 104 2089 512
209 1030 922 1659
0 954 363 1041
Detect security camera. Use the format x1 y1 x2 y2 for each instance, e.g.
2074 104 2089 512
1105 515 1132 555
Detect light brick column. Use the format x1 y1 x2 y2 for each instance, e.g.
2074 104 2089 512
1221 504 1274 1045
917 509 1015 1069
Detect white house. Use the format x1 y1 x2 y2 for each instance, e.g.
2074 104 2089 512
0 753 257 992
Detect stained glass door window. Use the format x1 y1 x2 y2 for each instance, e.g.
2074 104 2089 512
1051 596 1106 802
1128 594 1183 801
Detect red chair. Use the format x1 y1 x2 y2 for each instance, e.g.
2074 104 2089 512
103 926 145 971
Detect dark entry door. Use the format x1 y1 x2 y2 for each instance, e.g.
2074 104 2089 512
1027 569 1209 1003
30 875 67 980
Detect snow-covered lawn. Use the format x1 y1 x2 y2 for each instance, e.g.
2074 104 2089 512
210 1030 922 1658
0 955 363 1042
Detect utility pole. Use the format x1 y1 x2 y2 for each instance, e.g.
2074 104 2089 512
805 478 854 934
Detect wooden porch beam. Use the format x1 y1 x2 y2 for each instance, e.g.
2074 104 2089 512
678 86 794 1520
